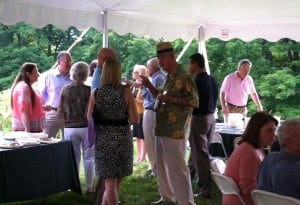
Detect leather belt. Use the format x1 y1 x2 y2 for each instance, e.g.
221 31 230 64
227 103 246 109
145 107 154 111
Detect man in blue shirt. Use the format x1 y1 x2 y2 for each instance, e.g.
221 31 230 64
188 52 218 198
39 51 72 138
142 57 166 176
257 118 300 200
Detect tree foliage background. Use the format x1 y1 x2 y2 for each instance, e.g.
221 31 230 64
0 22 299 121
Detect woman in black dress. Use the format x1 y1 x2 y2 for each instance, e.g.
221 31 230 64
87 59 138 205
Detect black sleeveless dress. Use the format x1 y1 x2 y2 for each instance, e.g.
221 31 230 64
93 84 133 178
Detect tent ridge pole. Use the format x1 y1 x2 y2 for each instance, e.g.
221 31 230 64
102 11 108 48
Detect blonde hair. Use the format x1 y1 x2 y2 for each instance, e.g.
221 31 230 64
101 59 121 86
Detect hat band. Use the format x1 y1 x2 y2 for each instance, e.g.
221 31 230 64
157 48 174 55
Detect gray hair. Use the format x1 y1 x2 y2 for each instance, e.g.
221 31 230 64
70 61 89 82
147 57 161 70
57 51 71 61
238 59 252 69
133 64 147 77
277 118 300 146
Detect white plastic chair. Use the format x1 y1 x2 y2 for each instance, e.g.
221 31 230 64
210 158 226 174
211 172 246 205
233 136 242 149
252 190 300 205
210 132 228 159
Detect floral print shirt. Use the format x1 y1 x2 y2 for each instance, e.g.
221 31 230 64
155 65 198 139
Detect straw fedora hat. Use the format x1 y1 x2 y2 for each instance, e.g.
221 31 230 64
156 42 174 56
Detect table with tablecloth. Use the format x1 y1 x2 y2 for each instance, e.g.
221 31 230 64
0 140 81 203
209 123 280 158
209 123 244 158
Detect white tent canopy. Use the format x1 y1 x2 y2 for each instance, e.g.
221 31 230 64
1 0 300 42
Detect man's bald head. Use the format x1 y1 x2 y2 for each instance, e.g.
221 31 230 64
97 48 117 68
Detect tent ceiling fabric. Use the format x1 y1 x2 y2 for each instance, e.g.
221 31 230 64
1 0 300 41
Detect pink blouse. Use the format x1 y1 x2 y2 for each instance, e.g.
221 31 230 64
12 81 45 132
223 142 265 205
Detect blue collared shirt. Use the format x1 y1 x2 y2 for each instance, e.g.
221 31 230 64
38 68 71 108
91 66 102 91
257 150 300 200
142 70 166 109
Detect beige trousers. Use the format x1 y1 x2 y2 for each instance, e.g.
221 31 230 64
156 136 195 205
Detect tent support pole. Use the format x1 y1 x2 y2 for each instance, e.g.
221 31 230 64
198 26 210 74
102 11 108 48
176 38 193 62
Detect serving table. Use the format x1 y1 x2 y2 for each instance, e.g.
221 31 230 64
209 123 244 158
0 140 81 203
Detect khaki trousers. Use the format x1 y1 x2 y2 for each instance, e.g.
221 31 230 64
143 110 157 173
156 136 195 205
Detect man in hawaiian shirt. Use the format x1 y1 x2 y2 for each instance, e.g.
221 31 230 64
140 42 198 205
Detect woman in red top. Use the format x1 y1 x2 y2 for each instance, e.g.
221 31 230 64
11 62 45 132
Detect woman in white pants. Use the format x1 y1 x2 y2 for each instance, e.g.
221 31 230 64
58 61 95 193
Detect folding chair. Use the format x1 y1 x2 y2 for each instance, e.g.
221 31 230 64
210 132 228 159
251 190 300 205
210 158 226 174
233 136 242 149
211 172 246 205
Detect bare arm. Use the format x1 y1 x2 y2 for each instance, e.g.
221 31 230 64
220 91 229 115
250 92 263 111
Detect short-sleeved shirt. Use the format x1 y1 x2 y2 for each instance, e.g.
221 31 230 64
220 72 256 106
155 65 198 139
12 81 45 132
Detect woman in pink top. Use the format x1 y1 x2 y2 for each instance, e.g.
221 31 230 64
223 111 278 205
11 62 45 132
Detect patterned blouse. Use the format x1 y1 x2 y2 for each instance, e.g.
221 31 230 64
155 65 198 139
58 82 91 128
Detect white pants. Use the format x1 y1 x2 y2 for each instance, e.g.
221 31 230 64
142 110 157 173
44 110 64 138
156 137 195 205
64 127 95 190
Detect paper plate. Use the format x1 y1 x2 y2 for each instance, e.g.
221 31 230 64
0 142 23 149
39 138 61 144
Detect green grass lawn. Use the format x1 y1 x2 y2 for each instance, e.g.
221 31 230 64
3 141 222 205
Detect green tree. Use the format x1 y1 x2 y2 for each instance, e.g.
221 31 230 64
0 23 299 118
